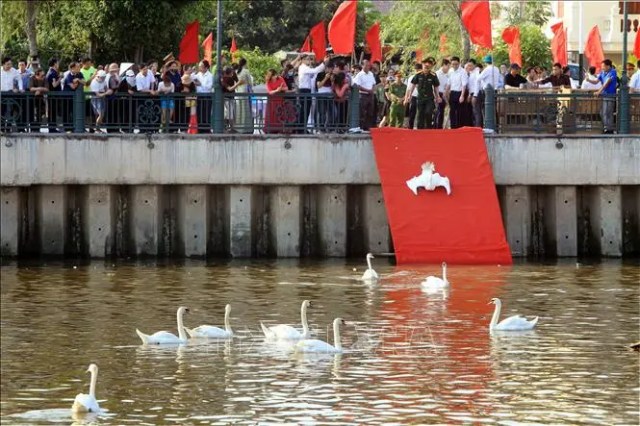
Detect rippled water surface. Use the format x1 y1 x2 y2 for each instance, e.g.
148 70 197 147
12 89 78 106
1 259 639 425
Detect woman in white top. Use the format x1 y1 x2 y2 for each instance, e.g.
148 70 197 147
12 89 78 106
235 58 254 134
581 66 602 91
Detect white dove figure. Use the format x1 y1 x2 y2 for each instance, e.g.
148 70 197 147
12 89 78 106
406 161 451 196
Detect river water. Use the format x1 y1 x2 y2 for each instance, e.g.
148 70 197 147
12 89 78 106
1 259 638 425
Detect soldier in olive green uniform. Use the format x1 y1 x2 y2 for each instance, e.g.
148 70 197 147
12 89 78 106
404 57 442 129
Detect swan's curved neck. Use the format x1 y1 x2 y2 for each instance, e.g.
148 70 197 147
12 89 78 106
224 308 233 334
333 321 342 351
442 264 447 282
89 368 98 398
489 301 501 330
177 310 187 341
366 256 373 270
301 304 309 334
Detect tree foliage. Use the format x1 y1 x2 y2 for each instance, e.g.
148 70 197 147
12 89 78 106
380 0 470 66
504 0 553 27
229 48 281 85
492 24 552 69
1 0 381 66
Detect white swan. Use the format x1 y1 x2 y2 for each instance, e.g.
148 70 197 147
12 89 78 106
71 363 100 414
295 318 345 353
361 253 379 281
421 261 450 292
489 298 539 332
136 306 190 344
185 304 233 338
261 300 311 340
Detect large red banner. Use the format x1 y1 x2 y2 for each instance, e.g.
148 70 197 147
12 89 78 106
371 127 512 265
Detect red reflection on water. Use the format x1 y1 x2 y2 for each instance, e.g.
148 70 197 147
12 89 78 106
376 264 509 419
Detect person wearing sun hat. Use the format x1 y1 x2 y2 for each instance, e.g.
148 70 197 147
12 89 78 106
89 70 111 132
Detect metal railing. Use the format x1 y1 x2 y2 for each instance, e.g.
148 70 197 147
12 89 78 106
486 86 637 135
631 93 640 134
0 91 357 134
2 87 636 135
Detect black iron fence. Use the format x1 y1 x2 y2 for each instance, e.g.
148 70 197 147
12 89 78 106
489 88 637 135
494 90 614 134
0 91 357 134
1 87 637 135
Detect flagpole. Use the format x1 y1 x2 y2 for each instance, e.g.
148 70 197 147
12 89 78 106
212 0 224 133
619 0 630 134
578 1 584 83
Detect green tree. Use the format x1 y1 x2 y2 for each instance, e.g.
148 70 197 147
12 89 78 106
504 0 553 27
492 24 552 69
380 0 469 66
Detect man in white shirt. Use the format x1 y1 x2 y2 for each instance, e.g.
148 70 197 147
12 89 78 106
353 59 377 130
405 62 422 129
466 61 482 127
630 60 640 93
1 57 24 132
135 63 154 94
297 54 328 132
194 60 214 131
447 56 468 129
2 57 24 92
434 59 451 129
479 55 501 93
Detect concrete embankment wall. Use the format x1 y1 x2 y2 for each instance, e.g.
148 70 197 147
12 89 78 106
1 134 639 258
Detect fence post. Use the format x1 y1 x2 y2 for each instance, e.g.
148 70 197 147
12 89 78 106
618 76 630 134
483 84 496 132
349 87 360 129
73 89 85 133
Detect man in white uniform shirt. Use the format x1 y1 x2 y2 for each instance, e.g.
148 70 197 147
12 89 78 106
1 57 23 92
1 57 24 132
193 60 214 131
297 54 328 132
477 55 501 128
434 59 450 129
446 56 467 129
353 59 377 130
466 61 482 127
630 60 640 93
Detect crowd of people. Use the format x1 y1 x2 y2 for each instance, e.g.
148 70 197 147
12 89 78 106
1 52 639 134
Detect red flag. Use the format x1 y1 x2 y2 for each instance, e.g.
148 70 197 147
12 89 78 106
461 1 492 49
501 26 522 66
202 32 213 65
550 22 567 66
365 22 382 63
635 29 640 60
309 21 326 61
300 36 311 53
584 25 605 72
439 33 448 54
328 0 357 55
371 127 512 265
230 36 237 53
415 49 423 63
179 20 200 64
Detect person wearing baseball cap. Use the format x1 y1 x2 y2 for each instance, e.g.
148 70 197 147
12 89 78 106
504 63 528 89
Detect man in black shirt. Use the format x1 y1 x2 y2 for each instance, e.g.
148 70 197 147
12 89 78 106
536 62 571 88
62 62 85 132
404 57 441 129
504 63 528 89
46 58 62 132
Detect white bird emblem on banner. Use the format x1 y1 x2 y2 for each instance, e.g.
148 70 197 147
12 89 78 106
406 161 452 196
